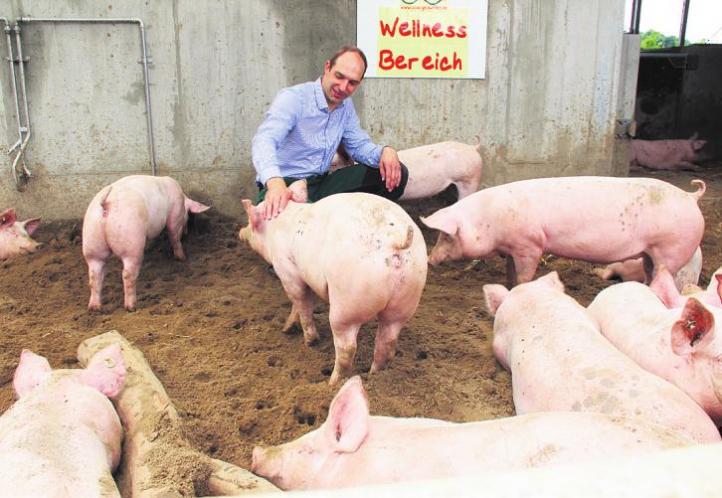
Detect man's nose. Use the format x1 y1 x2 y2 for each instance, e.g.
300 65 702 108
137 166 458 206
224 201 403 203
338 80 349 93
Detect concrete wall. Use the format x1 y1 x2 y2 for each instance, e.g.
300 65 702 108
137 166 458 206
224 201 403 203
0 0 627 220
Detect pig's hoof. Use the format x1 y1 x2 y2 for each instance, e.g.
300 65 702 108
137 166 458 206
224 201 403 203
304 335 319 347
125 305 137 312
282 322 301 335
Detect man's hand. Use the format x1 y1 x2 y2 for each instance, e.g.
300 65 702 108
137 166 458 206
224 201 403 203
379 146 401 192
263 177 292 220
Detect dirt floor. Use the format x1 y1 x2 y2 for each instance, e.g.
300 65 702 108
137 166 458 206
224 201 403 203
2 164 722 494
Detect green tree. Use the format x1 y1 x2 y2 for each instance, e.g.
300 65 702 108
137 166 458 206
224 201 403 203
640 30 680 49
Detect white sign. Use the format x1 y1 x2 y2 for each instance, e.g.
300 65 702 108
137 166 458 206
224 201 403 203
357 0 488 79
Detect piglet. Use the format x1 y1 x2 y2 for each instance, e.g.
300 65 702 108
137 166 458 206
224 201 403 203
240 191 427 385
82 175 210 311
251 376 692 491
630 136 707 170
589 278 722 424
331 140 483 200
423 177 705 286
594 246 702 291
0 208 41 260
0 345 126 497
483 272 720 443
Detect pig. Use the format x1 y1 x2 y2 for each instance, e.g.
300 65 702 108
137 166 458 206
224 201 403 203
482 272 720 443
82 175 210 311
422 177 706 287
0 208 41 260
594 246 702 291
240 191 427 385
251 376 692 491
331 140 483 200
0 345 126 497
629 136 707 171
648 265 722 310
588 278 722 424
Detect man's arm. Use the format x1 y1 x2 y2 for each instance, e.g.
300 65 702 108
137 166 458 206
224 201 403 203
340 101 401 191
251 89 299 219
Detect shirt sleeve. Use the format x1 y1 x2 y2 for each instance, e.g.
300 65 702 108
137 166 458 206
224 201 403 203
340 100 383 168
251 89 300 185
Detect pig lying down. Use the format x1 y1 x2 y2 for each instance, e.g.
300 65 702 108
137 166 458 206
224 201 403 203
629 136 707 171
0 208 41 260
82 175 210 311
589 277 722 424
240 191 427 385
0 345 126 497
594 246 702 291
331 139 483 200
483 272 720 443
251 376 692 491
423 176 706 286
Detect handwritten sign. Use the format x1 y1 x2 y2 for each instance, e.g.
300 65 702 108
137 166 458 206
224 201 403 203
357 0 487 79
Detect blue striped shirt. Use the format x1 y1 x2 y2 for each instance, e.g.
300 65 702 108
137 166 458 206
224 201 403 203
252 78 383 185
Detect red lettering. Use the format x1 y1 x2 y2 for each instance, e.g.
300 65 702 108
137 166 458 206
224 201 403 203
445 25 456 38
421 52 463 71
432 22 443 37
380 49 462 72
379 49 395 70
398 21 411 36
422 55 433 70
379 17 399 36
457 25 467 38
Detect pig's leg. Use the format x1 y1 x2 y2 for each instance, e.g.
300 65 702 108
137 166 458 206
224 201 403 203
121 255 143 311
328 311 361 385
510 250 543 286
370 320 403 373
166 215 187 261
277 272 319 345
454 178 479 200
676 161 702 171
86 257 108 311
505 255 517 288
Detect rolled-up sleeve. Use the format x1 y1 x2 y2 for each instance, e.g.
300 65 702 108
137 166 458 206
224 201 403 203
252 89 300 185
340 100 383 168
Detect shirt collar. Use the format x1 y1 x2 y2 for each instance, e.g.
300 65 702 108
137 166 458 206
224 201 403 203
314 77 345 113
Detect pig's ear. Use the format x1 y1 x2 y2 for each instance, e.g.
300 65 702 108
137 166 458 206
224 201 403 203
185 197 211 214
20 218 41 236
537 271 565 292
13 349 52 398
650 266 681 308
483 284 509 316
79 344 127 398
714 274 722 301
671 298 715 356
287 180 309 203
693 140 707 151
0 208 17 229
419 212 458 236
242 199 262 230
324 376 369 453
689 132 699 140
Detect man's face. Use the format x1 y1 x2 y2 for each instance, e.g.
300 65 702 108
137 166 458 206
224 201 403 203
321 52 365 109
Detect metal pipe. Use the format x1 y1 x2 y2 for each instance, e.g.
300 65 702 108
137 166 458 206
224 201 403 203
1 18 24 155
13 23 32 183
679 0 691 47
631 0 642 34
16 16 157 176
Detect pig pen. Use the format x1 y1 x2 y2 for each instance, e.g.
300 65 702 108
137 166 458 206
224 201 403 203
2 165 722 494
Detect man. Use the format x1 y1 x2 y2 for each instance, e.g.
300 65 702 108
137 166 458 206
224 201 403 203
251 46 408 220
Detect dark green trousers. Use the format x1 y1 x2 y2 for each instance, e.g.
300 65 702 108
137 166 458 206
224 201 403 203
255 163 408 205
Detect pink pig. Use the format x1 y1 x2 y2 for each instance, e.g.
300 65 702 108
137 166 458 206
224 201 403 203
594 246 702 291
82 175 210 311
0 345 126 497
0 208 41 260
483 272 720 443
647 265 722 310
629 136 707 171
251 376 692 491
589 278 722 424
331 140 483 200
423 177 705 286
240 192 427 385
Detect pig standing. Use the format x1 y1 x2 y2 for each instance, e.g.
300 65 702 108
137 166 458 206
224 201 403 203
240 192 427 385
82 175 210 311
423 177 705 286
0 345 126 497
629 136 707 170
331 140 483 200
646 265 722 310
482 272 720 443
589 278 722 424
251 376 692 491
0 208 41 260
594 246 702 291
